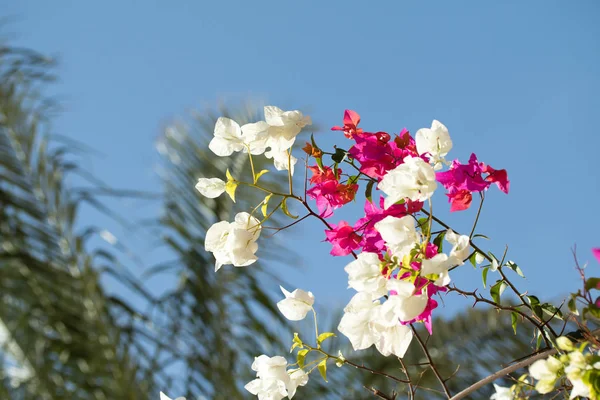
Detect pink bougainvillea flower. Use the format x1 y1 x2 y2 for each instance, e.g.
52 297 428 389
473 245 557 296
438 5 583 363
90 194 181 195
331 109 363 139
349 131 398 180
325 221 362 256
593 248 600 264
308 165 339 185
436 153 509 212
352 197 423 253
482 164 510 194
306 167 359 218
447 188 473 212
391 129 421 162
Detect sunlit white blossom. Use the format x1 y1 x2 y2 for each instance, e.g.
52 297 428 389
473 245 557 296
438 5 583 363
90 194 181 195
195 177 226 198
489 384 514 400
344 252 387 299
209 117 269 156
264 106 311 153
379 156 437 207
160 392 186 400
415 120 452 170
205 212 261 271
337 292 380 351
374 215 419 260
276 287 314 321
265 149 297 175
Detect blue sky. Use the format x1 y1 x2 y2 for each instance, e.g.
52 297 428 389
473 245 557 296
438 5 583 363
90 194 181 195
5 1 600 320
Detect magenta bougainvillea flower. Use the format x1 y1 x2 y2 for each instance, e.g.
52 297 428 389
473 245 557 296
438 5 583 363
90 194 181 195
325 221 362 256
435 153 509 212
331 109 363 139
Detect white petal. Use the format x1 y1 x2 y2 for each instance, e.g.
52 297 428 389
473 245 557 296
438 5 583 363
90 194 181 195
277 287 314 321
344 252 387 298
195 177 226 198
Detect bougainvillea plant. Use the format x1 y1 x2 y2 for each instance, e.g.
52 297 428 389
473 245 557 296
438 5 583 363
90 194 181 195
161 107 600 400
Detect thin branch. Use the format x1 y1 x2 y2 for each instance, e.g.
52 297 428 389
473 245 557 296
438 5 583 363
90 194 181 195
410 325 452 398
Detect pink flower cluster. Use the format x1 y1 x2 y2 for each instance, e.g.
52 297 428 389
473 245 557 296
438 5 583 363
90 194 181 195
436 153 510 212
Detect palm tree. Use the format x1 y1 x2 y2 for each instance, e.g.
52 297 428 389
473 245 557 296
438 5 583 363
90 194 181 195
0 42 156 399
147 102 303 399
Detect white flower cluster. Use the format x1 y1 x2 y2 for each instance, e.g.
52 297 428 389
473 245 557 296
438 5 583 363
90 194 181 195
244 355 308 400
490 336 600 400
194 106 310 271
208 106 310 172
204 212 261 271
337 215 470 359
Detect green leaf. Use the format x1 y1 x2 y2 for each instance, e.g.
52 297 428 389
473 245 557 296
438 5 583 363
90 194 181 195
568 295 579 316
226 168 233 181
433 231 446 253
505 261 525 278
365 180 375 203
225 180 238 202
490 280 507 304
417 217 431 239
254 169 270 182
511 311 518 334
541 303 563 320
310 133 319 150
297 349 309 368
317 359 328 382
585 278 600 291
348 175 359 185
482 267 489 289
469 252 478 268
290 332 304 353
331 148 347 163
316 156 324 171
535 329 543 350
317 332 336 346
526 296 544 320
473 234 490 240
281 198 298 219
261 194 273 217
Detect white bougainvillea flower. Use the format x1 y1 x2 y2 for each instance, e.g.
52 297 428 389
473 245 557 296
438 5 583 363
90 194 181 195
385 280 428 322
379 156 437 208
369 301 413 358
246 355 308 399
420 253 452 286
490 384 514 400
244 377 288 400
205 212 261 271
264 106 311 152
286 369 309 398
209 117 269 156
344 252 387 299
160 392 186 400
569 378 591 400
374 215 418 260
529 356 562 394
415 120 452 170
251 355 289 380
276 286 314 321
195 177 226 198
337 292 380 351
265 149 297 175
446 229 470 265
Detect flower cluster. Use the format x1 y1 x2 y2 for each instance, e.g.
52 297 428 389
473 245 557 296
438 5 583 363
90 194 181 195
244 355 308 400
528 336 600 399
189 106 519 400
